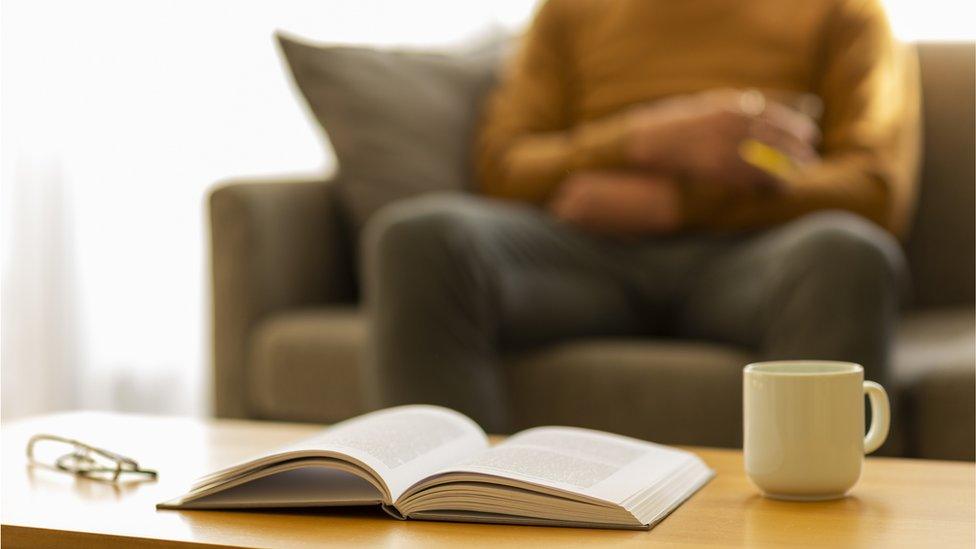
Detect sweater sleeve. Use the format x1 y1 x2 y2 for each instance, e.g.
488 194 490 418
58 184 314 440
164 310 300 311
683 0 920 236
474 0 634 204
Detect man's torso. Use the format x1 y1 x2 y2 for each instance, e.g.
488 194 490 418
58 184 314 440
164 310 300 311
556 0 836 123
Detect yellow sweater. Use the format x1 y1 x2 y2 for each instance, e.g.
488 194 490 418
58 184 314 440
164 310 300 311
475 0 920 236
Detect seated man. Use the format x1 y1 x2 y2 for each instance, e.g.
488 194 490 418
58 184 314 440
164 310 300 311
364 0 919 432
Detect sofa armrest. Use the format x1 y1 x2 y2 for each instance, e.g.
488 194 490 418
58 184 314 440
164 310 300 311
209 175 356 418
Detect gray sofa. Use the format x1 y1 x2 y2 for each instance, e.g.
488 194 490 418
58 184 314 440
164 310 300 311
209 42 975 460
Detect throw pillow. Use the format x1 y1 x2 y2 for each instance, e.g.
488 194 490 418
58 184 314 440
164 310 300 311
277 31 507 233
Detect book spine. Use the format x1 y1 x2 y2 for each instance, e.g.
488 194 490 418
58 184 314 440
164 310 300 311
382 504 407 520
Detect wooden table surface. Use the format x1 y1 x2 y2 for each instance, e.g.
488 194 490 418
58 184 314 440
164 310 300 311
1 411 973 548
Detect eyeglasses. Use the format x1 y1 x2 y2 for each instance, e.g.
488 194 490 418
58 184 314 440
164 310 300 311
27 434 158 483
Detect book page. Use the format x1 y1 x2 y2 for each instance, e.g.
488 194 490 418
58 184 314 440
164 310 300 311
435 427 696 506
277 405 489 500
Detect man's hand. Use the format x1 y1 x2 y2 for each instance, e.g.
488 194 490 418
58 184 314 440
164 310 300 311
548 172 681 237
626 89 820 190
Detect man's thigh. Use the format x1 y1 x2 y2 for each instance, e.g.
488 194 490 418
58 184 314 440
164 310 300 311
674 211 906 353
365 193 647 349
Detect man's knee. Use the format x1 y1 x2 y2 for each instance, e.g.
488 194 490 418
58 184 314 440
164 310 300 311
782 211 907 292
363 193 483 265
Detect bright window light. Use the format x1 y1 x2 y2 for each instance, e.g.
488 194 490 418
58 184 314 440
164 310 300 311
883 0 976 41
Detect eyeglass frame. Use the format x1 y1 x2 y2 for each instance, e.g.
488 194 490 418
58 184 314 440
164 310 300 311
26 433 158 482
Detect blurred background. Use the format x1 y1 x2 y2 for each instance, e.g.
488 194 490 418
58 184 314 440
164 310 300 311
2 0 974 420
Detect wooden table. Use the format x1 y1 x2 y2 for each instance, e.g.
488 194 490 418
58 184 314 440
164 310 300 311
2 412 973 548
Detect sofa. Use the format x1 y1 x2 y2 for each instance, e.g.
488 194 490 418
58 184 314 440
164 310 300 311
209 42 975 460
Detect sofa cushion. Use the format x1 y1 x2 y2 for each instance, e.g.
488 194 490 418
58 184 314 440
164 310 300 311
507 340 755 448
893 308 975 460
277 32 505 234
248 308 366 423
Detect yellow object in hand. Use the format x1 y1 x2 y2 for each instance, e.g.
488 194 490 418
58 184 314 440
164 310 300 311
739 139 796 181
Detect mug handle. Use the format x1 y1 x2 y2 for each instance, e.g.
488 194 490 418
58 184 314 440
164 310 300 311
863 381 890 454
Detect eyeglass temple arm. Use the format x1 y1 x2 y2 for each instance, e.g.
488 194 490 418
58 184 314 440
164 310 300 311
27 433 157 477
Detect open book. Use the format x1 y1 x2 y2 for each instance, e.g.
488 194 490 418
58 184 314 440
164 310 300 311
158 405 713 530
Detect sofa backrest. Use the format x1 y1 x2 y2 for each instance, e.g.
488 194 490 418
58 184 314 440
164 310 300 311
904 42 976 310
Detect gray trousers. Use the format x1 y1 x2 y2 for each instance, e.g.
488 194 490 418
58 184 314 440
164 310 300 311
363 194 906 433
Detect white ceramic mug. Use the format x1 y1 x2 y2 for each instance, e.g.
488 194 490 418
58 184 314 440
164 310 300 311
743 360 890 500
